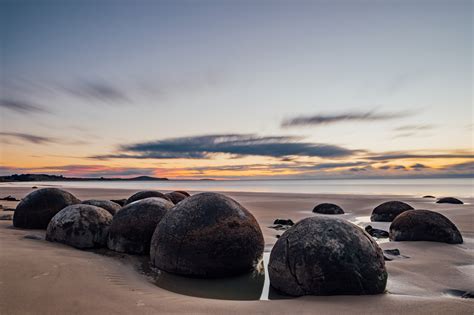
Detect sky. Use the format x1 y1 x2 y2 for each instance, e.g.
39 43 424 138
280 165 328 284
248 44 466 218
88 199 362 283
0 0 472 179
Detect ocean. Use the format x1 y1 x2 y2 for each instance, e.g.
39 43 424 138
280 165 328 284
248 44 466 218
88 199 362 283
1 178 472 197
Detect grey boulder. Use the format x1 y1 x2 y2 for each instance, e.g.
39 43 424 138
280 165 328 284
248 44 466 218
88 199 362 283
82 199 121 215
370 201 414 222
268 216 387 296
150 192 264 277
107 197 174 255
46 204 112 249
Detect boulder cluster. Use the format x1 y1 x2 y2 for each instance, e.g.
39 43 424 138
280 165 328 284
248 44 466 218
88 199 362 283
11 187 465 298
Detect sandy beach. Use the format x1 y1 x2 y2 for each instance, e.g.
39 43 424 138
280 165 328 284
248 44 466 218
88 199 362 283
0 186 473 314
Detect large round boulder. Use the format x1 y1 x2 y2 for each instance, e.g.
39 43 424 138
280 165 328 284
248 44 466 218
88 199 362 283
82 199 121 215
389 210 463 244
165 191 187 204
107 197 174 255
13 188 80 229
370 201 414 222
150 192 264 277
436 197 463 204
46 204 112 249
125 190 170 205
268 217 387 296
312 203 344 214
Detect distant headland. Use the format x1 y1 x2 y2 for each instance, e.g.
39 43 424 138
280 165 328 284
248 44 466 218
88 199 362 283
0 174 169 182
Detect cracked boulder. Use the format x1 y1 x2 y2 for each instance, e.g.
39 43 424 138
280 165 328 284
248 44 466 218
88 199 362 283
82 199 121 216
268 216 387 296
46 204 112 249
150 192 264 277
389 210 463 244
125 190 171 205
13 188 81 229
370 201 414 222
312 203 344 214
164 191 187 204
107 197 174 255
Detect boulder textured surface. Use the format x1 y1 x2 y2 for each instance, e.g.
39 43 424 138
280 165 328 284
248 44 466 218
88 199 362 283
13 188 80 229
268 216 387 296
46 204 112 249
125 191 170 205
389 210 463 244
312 203 344 214
370 201 414 222
82 199 121 216
165 191 187 204
150 192 264 277
436 197 463 204
107 197 174 255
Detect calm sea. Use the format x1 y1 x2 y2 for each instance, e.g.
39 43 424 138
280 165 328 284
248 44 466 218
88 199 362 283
1 178 473 197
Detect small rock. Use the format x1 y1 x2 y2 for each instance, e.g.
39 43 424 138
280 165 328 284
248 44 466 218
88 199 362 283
24 234 43 240
382 249 409 261
0 213 13 220
436 197 463 204
422 195 435 198
1 195 19 201
273 219 294 226
365 225 389 238
312 203 344 214
32 186 38 189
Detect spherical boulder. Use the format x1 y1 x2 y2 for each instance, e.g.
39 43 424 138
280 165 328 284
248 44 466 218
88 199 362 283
125 190 170 205
82 199 121 215
389 210 463 244
370 201 414 222
165 191 187 204
268 217 387 296
46 204 112 249
13 188 80 229
150 192 264 277
175 190 190 197
312 203 344 214
436 197 463 205
107 197 174 255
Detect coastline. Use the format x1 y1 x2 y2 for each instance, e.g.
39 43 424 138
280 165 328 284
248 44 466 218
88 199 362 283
0 186 473 314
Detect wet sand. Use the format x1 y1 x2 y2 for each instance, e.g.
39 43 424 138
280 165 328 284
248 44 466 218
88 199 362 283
0 186 473 314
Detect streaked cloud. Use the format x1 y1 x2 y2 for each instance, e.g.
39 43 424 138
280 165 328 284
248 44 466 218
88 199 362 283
0 132 55 144
91 134 359 160
282 110 411 128
366 152 474 161
0 98 49 114
62 80 129 103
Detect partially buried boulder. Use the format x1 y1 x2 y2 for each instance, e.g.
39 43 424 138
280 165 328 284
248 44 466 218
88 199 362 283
312 203 344 214
269 216 387 296
174 190 190 197
125 190 170 205
436 197 463 205
13 188 80 229
389 210 463 244
150 192 264 277
82 199 121 216
165 191 187 204
370 201 413 222
365 225 389 238
46 204 112 249
107 197 174 255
